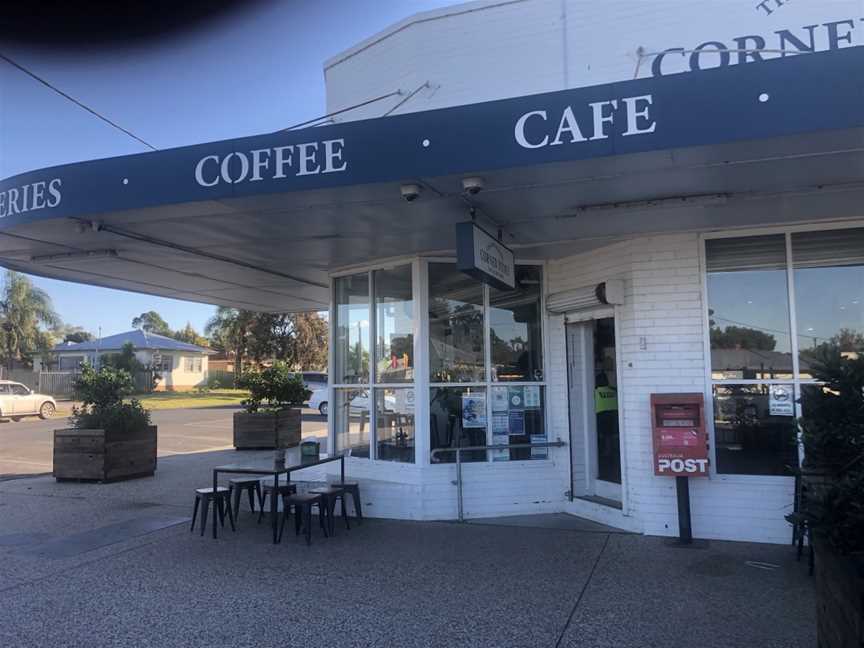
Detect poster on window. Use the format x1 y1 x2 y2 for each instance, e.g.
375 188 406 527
491 413 509 436
491 386 509 412
461 394 487 428
508 410 525 435
769 385 794 417
508 386 524 410
523 385 540 409
491 434 509 461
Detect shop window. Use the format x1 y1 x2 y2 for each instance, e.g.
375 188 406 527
334 274 370 384
427 262 547 464
334 388 369 458
375 265 413 383
712 385 798 476
430 386 487 463
375 388 415 463
705 234 799 475
490 265 543 382
428 263 485 383
792 228 864 379
706 235 793 380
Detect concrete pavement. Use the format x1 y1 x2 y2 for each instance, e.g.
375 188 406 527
0 444 816 648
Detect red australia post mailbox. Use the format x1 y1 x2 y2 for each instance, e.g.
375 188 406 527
651 393 709 477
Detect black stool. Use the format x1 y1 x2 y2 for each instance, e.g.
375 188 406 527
278 492 328 545
190 487 235 536
229 477 264 520
328 480 363 524
258 481 298 524
309 485 350 535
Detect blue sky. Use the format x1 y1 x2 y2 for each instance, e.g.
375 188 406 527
0 0 454 337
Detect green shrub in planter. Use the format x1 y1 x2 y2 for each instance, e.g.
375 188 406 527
237 362 311 414
233 363 310 450
55 364 156 481
71 364 152 434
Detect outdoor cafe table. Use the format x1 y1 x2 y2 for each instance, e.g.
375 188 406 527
212 449 346 543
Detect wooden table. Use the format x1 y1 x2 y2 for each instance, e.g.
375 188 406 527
212 450 345 543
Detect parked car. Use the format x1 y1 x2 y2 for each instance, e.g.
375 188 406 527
292 372 327 391
308 388 328 417
0 381 57 420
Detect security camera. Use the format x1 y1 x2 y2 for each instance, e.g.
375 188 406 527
400 183 421 202
462 176 485 195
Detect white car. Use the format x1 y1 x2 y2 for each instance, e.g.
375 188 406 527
308 388 328 417
0 381 57 420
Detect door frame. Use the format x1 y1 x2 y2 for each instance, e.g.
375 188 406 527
565 308 628 510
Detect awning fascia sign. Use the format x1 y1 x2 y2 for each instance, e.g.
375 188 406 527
1 47 862 229
455 222 515 291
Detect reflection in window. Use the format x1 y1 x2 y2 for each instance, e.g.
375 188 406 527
334 388 370 458
430 387 487 463
334 274 370 384
712 385 798 475
375 388 415 463
793 229 864 379
490 266 543 382
375 266 414 383
706 236 793 380
428 264 485 382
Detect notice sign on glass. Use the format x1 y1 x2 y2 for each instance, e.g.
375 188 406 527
769 384 794 417
455 222 515 291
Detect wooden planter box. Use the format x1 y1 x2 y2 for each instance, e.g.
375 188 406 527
53 426 157 482
233 409 301 450
815 537 864 648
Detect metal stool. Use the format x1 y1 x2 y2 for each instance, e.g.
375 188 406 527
328 480 363 524
258 481 297 524
229 477 264 520
190 487 235 536
309 485 350 535
278 492 328 545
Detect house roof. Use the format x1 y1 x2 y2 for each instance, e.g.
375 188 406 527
52 330 213 354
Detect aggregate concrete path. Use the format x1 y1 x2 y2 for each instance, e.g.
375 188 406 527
0 449 815 647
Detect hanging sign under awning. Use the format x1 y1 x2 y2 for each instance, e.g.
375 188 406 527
455 222 515 291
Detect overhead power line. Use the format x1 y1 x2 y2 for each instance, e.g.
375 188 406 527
0 51 158 151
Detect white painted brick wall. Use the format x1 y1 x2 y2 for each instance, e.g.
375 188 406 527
547 232 795 544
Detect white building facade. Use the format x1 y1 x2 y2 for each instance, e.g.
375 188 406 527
320 0 864 544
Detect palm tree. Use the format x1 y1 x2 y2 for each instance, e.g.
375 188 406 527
205 307 256 377
0 271 61 370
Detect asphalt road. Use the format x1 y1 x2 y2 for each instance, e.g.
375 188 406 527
0 406 327 479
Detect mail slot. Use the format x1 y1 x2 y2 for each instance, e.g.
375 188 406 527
651 393 709 477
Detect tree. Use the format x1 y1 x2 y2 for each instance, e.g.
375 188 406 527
205 307 256 377
53 324 94 345
0 270 61 369
131 311 172 336
247 312 328 370
172 322 209 348
102 341 144 374
710 325 776 351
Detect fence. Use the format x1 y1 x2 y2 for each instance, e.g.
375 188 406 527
206 369 236 388
0 368 157 397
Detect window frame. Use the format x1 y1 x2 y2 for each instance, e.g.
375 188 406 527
700 221 864 483
330 259 419 464
426 258 548 465
328 256 549 467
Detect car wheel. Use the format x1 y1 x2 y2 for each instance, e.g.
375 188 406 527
318 402 328 417
39 402 56 419
11 417 21 422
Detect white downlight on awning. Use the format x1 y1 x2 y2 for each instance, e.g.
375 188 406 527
546 279 625 314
